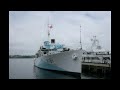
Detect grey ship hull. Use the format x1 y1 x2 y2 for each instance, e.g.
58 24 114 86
34 49 82 78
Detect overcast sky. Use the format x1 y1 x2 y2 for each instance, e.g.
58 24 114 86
9 11 111 55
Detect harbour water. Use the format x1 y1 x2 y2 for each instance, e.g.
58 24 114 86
9 58 98 79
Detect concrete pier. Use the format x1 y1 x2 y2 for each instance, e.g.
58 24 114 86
82 62 111 79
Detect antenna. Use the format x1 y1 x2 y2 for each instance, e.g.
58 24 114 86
80 25 82 49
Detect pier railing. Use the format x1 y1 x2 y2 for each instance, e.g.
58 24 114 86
82 59 111 65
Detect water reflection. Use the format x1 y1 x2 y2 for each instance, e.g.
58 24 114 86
33 66 77 79
9 58 100 79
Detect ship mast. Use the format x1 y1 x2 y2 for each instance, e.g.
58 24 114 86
80 25 82 49
91 36 96 51
47 12 53 42
48 16 50 42
91 36 101 51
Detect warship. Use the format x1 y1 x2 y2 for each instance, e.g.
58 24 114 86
34 15 83 78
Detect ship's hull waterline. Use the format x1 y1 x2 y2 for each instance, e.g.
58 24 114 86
34 49 82 78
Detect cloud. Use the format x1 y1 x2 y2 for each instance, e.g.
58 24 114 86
9 11 111 55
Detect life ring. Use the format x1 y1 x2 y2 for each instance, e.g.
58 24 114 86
72 53 78 60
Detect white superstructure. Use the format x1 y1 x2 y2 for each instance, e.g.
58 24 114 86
82 36 111 64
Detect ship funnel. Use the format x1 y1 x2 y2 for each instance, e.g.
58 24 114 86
51 39 55 44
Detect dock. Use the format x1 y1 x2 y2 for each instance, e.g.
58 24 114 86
82 62 111 79
82 62 111 67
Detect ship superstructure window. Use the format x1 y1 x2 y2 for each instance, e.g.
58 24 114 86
84 57 100 60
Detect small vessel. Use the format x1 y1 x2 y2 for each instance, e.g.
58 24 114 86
82 36 111 64
34 15 83 78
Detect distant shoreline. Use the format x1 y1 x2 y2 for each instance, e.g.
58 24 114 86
9 55 35 58
9 57 35 58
